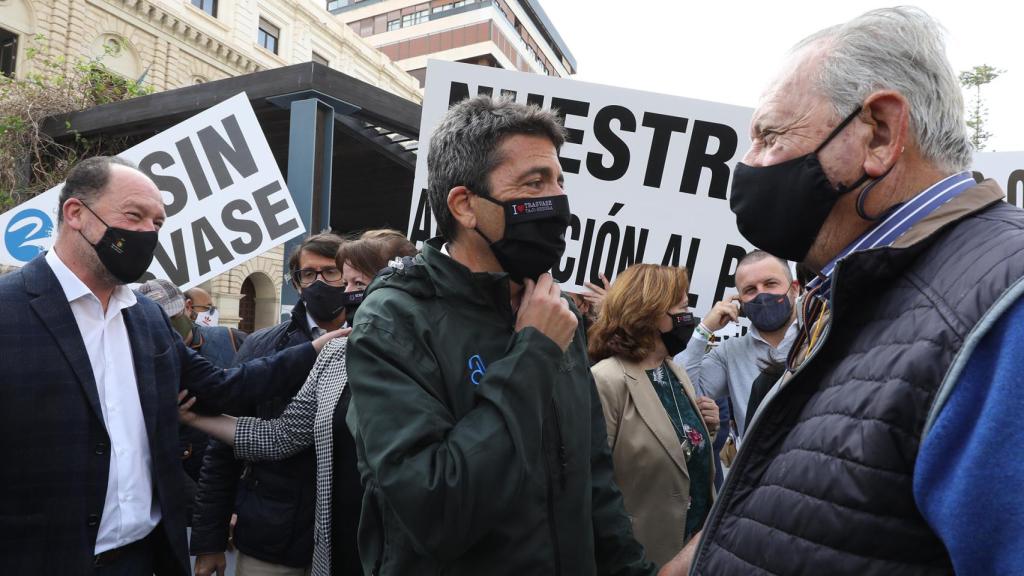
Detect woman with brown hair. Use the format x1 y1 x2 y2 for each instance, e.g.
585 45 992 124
589 263 719 566
179 230 417 576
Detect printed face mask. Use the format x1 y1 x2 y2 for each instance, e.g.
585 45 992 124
475 193 572 283
79 202 159 284
661 311 697 357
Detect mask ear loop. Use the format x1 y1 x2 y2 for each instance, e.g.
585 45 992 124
855 163 897 221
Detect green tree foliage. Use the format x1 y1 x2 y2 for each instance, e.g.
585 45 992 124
0 35 152 210
959 64 1004 151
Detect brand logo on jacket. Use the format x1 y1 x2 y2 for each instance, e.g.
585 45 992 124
468 354 487 386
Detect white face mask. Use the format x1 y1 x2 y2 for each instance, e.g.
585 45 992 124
195 309 219 327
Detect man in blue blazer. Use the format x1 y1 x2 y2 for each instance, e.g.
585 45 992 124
0 156 339 575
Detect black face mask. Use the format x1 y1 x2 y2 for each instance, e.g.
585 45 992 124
79 202 159 284
475 194 572 283
730 107 871 262
741 290 793 333
661 311 697 357
341 289 365 318
302 281 348 323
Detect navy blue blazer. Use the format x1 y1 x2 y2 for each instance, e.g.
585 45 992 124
0 255 318 575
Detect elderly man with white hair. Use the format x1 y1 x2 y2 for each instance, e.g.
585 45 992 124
674 6 1024 576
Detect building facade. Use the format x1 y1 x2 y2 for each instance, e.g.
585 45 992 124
1 0 422 330
330 0 576 86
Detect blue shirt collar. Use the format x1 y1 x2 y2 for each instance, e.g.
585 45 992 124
809 171 977 296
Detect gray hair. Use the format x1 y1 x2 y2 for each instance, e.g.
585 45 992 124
795 6 971 172
426 96 566 240
58 156 138 224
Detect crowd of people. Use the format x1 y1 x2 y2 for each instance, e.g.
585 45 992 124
1 5 1022 576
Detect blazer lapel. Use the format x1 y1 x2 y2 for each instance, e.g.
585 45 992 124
122 304 158 442
620 359 689 478
25 257 105 425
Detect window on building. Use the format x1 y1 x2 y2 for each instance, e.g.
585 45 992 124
326 0 366 8
387 19 401 31
191 0 217 17
312 51 329 66
258 18 280 54
0 28 16 79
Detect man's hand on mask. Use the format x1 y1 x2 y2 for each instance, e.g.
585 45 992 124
517 273 578 352
703 295 742 332
312 327 353 352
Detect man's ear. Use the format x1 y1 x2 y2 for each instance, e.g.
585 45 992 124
861 90 909 178
447 186 476 231
62 197 86 232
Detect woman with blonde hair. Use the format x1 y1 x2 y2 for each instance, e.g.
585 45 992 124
589 263 719 565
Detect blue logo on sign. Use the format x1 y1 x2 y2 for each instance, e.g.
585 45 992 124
5 209 54 262
468 354 487 386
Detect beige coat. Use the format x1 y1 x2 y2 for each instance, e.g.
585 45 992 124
592 356 715 567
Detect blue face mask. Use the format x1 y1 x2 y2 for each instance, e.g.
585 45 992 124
742 290 793 333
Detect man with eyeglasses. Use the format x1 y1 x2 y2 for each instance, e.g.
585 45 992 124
191 232 348 576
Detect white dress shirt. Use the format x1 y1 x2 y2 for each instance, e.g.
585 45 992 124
45 249 160 554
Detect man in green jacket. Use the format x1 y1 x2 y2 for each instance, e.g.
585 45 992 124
346 96 677 575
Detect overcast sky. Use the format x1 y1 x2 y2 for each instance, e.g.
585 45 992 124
542 1 1024 151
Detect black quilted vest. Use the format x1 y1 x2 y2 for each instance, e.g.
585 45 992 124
692 183 1024 576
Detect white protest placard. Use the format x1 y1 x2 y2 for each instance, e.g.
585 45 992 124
407 62 1024 321
408 61 755 319
0 92 305 290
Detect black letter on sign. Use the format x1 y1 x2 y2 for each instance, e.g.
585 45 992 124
409 189 433 245
641 112 689 189
553 213 581 283
448 82 471 107
198 115 258 191
586 105 635 182
1007 170 1024 208
222 199 263 255
714 244 747 303
192 217 233 276
139 151 188 218
684 238 701 308
681 120 738 199
550 97 590 175
176 137 212 201
574 218 597 286
253 180 301 240
590 221 620 284
153 228 190 287
617 225 648 273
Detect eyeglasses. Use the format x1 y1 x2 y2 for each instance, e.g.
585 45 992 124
192 303 217 313
292 267 343 287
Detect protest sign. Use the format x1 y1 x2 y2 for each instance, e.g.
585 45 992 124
0 92 304 290
409 62 1024 322
408 61 755 319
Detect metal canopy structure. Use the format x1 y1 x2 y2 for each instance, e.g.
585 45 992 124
41 62 423 310
43 62 421 234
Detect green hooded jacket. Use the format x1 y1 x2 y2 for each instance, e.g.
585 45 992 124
346 238 656 576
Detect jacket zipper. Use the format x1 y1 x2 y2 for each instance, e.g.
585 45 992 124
546 400 565 576
691 275 838 572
